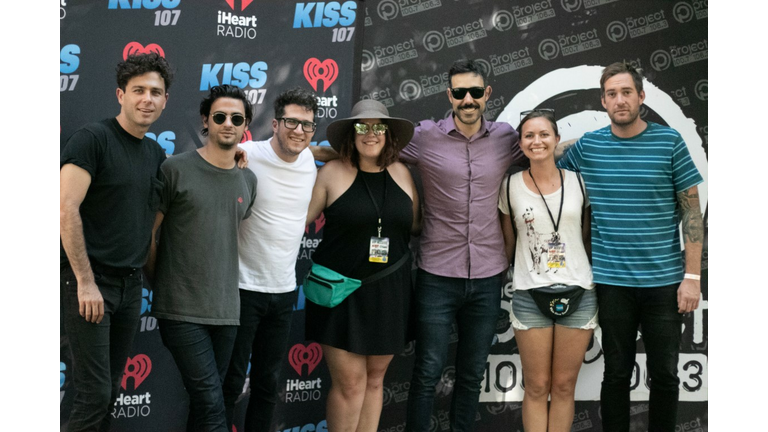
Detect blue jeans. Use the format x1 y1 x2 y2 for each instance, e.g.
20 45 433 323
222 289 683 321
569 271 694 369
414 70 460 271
61 265 143 432
597 284 683 432
406 269 501 432
222 289 297 432
159 319 237 432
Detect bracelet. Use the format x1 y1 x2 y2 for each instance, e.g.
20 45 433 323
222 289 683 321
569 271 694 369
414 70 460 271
684 273 700 281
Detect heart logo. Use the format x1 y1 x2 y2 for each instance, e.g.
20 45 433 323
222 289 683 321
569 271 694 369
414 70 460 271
123 42 165 60
288 343 323 376
121 354 152 390
303 58 338 92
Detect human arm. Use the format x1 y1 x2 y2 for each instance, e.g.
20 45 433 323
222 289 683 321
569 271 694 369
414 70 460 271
60 164 103 324
501 212 516 263
306 165 330 225
144 211 165 282
582 205 592 264
310 145 340 163
676 185 704 313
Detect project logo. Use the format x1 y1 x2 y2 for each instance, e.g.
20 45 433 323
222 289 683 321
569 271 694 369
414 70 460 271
491 10 514 31
304 58 338 92
377 0 442 20
288 342 322 376
293 1 356 28
123 42 165 60
512 0 556 27
122 354 152 390
673 1 708 23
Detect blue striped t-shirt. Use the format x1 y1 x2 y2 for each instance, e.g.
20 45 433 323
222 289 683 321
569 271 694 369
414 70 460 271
557 122 703 287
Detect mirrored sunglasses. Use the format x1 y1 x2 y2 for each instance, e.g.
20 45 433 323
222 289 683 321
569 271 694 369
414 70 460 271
354 123 388 136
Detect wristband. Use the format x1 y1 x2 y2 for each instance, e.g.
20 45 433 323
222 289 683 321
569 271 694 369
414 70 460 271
684 273 700 281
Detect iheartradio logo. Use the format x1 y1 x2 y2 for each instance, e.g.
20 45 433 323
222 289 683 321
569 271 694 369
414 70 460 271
288 343 322 376
303 58 338 92
121 354 152 390
123 42 165 60
225 0 254 10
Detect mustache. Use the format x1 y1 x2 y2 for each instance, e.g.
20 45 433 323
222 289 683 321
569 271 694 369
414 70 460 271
458 103 480 110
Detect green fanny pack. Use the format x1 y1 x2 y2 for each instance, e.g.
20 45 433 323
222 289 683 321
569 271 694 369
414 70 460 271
303 252 410 308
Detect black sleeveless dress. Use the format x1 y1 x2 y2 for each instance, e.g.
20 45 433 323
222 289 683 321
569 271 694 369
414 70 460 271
305 169 414 355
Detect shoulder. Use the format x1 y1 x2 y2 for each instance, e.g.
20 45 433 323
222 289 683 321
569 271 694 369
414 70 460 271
486 120 515 135
386 161 413 182
413 118 440 139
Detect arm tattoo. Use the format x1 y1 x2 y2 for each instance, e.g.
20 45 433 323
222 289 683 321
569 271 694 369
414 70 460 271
678 188 704 244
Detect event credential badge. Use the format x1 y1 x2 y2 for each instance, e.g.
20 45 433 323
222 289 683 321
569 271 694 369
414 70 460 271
369 237 389 263
548 241 565 268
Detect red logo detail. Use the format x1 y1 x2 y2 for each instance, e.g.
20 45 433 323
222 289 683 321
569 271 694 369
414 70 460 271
238 197 244 203
303 58 338 92
225 0 254 10
240 130 252 143
123 42 165 60
121 354 152 390
305 212 325 234
288 343 323 376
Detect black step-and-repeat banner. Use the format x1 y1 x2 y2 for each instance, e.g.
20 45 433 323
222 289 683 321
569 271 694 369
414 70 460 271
61 1 707 431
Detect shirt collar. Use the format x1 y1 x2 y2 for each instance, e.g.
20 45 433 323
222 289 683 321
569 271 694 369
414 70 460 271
443 113 491 138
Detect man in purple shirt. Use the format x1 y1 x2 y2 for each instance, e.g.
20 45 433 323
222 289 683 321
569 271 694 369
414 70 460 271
403 59 523 432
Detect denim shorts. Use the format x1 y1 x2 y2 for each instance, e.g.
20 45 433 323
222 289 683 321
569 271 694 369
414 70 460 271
510 286 598 330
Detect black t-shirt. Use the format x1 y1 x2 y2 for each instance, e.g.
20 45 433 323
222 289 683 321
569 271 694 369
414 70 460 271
60 118 167 269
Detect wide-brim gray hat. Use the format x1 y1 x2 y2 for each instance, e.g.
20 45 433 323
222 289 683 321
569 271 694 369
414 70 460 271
326 100 414 153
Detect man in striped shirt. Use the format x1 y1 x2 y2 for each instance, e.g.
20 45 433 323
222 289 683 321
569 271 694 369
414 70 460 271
557 62 703 432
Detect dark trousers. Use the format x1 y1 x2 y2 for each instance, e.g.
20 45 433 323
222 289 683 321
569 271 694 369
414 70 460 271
597 284 683 432
406 270 502 432
159 319 237 432
222 289 297 432
61 265 143 432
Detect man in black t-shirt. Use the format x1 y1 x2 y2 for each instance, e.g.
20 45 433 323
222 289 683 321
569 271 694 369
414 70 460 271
60 53 174 432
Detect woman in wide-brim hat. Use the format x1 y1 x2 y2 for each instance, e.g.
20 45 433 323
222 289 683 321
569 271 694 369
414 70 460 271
306 99 420 432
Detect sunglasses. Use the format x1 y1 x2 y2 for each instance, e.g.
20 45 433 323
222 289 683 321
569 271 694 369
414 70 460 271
211 112 246 127
449 87 485 99
277 117 317 132
354 123 388 136
520 108 556 121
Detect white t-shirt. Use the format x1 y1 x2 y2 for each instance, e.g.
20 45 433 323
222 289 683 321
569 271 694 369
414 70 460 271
498 169 594 291
238 139 317 293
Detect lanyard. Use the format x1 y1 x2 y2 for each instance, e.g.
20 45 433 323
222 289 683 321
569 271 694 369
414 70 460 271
360 170 388 238
528 168 564 233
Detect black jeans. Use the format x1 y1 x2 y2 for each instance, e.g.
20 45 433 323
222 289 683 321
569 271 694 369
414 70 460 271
597 284 683 432
61 265 143 432
159 319 237 432
222 289 297 432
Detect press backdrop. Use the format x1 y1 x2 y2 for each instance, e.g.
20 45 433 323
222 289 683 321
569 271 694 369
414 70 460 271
60 1 708 431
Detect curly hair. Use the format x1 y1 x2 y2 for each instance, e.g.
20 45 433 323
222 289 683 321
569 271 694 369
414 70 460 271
273 87 318 119
116 53 174 92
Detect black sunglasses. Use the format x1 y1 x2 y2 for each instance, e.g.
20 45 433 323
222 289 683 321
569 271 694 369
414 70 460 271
277 117 317 132
450 87 485 99
520 108 556 121
212 112 246 127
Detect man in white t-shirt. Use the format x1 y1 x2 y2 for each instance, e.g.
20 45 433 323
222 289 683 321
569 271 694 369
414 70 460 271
222 88 319 432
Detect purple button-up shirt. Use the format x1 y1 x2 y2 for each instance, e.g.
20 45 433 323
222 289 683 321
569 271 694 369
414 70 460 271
400 115 522 279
